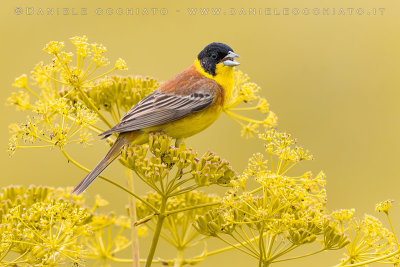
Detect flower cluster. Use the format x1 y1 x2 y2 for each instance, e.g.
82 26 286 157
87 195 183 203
86 75 159 116
121 133 236 195
260 129 313 163
120 133 235 265
375 200 393 215
332 209 398 265
7 36 133 156
194 130 347 265
8 98 97 156
193 130 400 267
0 185 131 266
224 70 277 138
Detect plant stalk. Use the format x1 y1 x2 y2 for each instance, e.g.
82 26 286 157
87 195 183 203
75 85 113 128
174 249 184 267
145 197 168 267
126 168 140 267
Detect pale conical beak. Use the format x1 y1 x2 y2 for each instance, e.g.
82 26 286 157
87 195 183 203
223 51 240 66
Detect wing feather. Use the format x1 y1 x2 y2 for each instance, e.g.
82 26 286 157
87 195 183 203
99 78 219 137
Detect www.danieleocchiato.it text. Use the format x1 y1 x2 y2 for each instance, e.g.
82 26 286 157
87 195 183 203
13 7 386 16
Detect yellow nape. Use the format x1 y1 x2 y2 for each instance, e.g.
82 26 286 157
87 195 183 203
194 59 235 102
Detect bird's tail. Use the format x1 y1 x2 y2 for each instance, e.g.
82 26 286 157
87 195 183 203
72 135 128 195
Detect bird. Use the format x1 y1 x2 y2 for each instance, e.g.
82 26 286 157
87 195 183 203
72 42 240 195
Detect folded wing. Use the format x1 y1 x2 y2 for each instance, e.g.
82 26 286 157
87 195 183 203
99 79 218 138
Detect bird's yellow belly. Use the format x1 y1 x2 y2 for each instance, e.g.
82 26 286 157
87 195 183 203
144 104 223 139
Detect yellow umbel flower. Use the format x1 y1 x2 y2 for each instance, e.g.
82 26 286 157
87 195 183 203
376 200 393 215
194 129 347 265
224 70 277 138
0 185 132 266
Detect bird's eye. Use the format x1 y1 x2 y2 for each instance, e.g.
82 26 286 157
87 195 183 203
211 53 217 59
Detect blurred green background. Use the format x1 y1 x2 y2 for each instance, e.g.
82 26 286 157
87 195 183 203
1 0 400 266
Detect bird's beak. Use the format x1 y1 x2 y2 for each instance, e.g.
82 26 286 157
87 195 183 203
223 51 240 66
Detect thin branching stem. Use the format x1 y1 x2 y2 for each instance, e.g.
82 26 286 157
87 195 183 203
272 248 326 263
164 202 221 216
145 197 168 267
126 169 140 267
334 249 400 267
74 85 113 128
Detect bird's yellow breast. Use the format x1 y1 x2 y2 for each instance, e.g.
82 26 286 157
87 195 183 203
150 103 223 139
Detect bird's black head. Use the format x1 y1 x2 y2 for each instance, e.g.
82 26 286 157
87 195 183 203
197 42 240 76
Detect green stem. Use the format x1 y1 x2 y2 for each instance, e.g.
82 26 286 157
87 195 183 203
280 162 298 176
75 85 113 128
269 245 297 262
0 244 12 261
145 197 168 267
42 71 69 85
99 175 157 213
230 106 258 111
272 248 326 263
108 257 136 263
386 213 400 247
225 110 265 124
266 234 276 259
230 233 259 256
24 85 40 99
130 168 164 196
335 258 352 266
259 227 265 267
126 168 140 267
334 249 400 266
55 53 72 75
169 185 200 197
18 145 54 149
206 244 238 257
179 233 265 259
64 114 106 135
164 202 220 216
84 68 116 84
81 60 95 80
108 257 161 264
174 249 184 267
216 236 259 259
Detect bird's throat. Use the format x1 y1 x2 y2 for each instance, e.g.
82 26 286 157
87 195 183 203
194 59 235 104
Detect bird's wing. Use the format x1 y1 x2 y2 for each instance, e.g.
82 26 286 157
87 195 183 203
99 79 218 137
